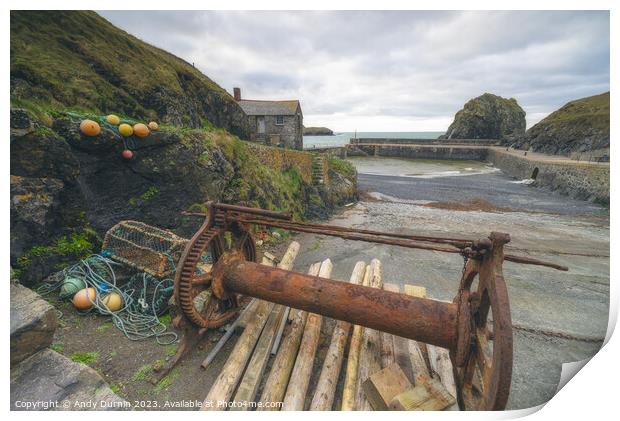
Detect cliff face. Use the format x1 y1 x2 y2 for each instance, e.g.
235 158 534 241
511 92 610 156
441 93 526 140
10 110 356 286
10 11 250 138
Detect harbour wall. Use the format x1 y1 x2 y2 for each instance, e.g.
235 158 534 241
335 140 609 205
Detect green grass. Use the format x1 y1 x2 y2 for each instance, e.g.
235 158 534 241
165 345 178 358
154 367 179 393
140 186 159 201
307 239 322 252
96 322 113 333
11 11 234 123
132 363 153 382
159 314 172 326
109 383 122 394
70 351 99 365
50 343 64 353
329 157 356 179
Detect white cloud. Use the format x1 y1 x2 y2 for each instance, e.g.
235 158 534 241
99 10 609 132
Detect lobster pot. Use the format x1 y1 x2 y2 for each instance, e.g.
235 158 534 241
102 220 188 278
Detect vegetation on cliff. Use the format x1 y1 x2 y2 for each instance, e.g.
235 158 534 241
303 126 334 136
511 92 609 156
440 93 526 140
10 11 249 137
9 11 357 286
10 110 356 285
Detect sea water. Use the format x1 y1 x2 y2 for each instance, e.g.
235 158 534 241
303 131 444 149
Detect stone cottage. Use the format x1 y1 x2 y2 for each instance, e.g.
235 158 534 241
233 87 303 150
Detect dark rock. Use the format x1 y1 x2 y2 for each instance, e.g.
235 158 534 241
11 349 129 410
441 93 526 140
10 176 64 262
510 92 609 156
10 283 57 365
11 108 32 129
11 131 80 182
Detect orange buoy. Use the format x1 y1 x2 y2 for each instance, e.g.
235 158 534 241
80 119 101 137
118 123 133 137
148 121 159 131
121 149 134 160
133 123 150 138
73 287 96 310
101 292 123 312
106 114 120 125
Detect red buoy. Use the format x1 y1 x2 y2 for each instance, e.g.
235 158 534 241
122 149 134 160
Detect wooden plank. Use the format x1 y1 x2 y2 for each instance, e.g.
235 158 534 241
281 259 334 410
257 261 324 410
355 259 383 410
426 345 458 410
341 264 371 411
388 374 456 411
201 253 281 368
383 284 416 384
200 242 300 411
310 261 366 411
380 283 397 369
403 284 430 381
404 284 457 410
362 363 412 411
230 304 286 409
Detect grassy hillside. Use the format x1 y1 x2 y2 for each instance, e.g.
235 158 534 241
10 11 249 137
513 92 610 155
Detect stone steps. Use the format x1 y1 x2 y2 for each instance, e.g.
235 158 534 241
10 282 129 410
311 155 327 186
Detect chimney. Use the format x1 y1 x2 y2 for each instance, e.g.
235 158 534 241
233 87 241 101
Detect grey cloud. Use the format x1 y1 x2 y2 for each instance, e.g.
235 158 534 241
98 10 609 131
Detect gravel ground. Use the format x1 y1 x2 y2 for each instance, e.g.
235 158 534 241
289 158 609 410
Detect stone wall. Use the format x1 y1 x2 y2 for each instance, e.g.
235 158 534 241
246 143 315 184
350 138 500 146
487 149 609 205
352 144 489 161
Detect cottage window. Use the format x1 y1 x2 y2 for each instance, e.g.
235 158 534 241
275 115 284 125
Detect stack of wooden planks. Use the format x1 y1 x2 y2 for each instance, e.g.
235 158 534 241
200 243 459 411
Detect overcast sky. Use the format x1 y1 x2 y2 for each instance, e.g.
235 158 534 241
99 11 609 132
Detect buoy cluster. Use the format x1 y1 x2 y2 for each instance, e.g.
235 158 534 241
60 276 123 312
79 114 159 160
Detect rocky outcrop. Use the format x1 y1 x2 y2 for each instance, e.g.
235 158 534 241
303 126 334 136
441 93 526 140
510 92 609 156
11 349 129 410
10 11 250 138
10 282 127 410
10 110 356 285
10 283 58 365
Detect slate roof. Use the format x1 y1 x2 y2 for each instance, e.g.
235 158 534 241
237 99 300 116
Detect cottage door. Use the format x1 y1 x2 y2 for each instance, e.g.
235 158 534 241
257 116 265 134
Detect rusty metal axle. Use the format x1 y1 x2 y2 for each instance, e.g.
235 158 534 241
211 252 459 349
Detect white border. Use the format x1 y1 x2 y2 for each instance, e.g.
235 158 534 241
3 1 616 420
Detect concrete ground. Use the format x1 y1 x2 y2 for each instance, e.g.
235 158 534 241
290 157 609 410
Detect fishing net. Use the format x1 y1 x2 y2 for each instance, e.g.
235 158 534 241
102 220 188 278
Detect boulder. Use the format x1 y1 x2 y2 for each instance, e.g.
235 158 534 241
511 92 609 156
11 349 129 410
10 283 58 365
441 93 526 140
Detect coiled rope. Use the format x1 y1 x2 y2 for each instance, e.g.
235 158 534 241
39 254 177 345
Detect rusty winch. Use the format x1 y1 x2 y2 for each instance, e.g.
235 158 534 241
169 202 567 411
